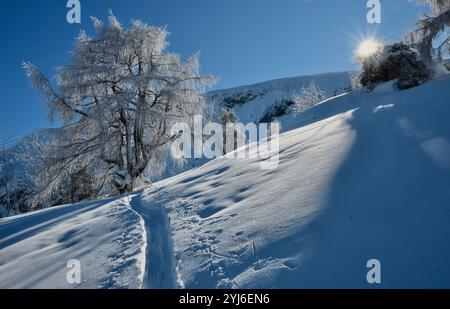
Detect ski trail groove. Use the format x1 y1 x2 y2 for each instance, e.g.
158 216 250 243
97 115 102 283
131 192 177 289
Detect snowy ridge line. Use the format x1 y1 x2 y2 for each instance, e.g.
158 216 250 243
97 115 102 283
208 71 351 95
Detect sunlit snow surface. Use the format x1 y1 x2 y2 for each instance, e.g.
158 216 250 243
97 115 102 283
0 196 146 288
1 75 450 288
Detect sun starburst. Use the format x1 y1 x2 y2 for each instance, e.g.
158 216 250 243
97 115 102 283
356 39 383 59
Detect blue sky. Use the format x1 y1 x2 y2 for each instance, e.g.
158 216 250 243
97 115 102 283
0 0 427 139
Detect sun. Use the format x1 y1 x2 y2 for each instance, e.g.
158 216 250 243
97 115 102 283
356 39 382 59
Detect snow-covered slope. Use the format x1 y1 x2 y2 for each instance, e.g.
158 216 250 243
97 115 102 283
0 195 146 288
1 75 449 288
154 76 450 288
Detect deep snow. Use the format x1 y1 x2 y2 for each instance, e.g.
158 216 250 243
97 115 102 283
1 75 450 288
0 196 146 288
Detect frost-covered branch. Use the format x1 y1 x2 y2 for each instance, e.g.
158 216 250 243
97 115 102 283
408 0 450 64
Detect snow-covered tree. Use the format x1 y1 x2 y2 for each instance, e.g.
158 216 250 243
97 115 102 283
24 13 214 200
409 0 450 64
391 44 432 89
291 81 327 114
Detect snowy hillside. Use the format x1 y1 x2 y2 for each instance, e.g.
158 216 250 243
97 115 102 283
1 129 61 217
1 75 450 288
1 73 351 190
161 72 351 179
209 71 351 125
157 75 450 288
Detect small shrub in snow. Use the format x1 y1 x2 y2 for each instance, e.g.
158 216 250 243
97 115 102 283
291 80 327 114
220 109 238 125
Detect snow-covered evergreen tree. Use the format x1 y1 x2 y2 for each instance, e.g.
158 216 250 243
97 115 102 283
24 12 214 204
391 44 432 89
358 43 431 90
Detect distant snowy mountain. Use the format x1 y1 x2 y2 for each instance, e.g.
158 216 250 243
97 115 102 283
1 74 449 288
209 71 351 125
0 129 61 217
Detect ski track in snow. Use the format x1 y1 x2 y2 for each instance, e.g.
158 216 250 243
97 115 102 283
131 190 177 289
